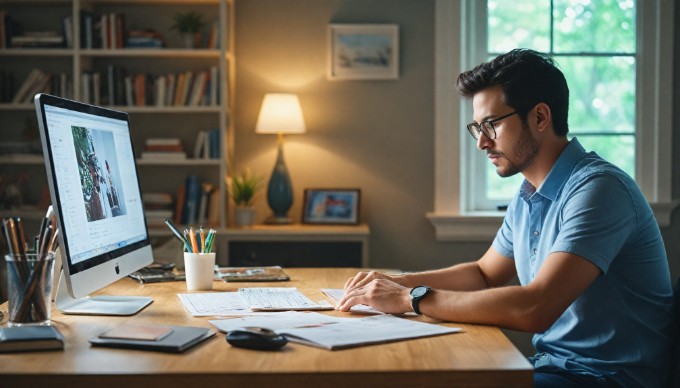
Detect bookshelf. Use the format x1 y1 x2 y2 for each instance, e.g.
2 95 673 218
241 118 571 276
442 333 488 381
0 0 235 240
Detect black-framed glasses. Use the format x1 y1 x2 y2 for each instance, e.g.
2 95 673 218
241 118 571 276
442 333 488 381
466 111 518 140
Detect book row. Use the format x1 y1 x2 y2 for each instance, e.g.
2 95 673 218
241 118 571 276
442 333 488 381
1 10 221 50
80 66 220 107
8 69 72 104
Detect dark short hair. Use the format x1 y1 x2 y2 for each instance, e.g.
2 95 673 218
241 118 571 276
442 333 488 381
456 48 569 136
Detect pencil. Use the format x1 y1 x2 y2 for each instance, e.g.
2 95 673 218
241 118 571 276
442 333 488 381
163 219 192 252
200 227 206 253
188 227 198 254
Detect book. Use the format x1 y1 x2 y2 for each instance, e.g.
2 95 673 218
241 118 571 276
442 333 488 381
0 325 64 353
90 325 215 353
215 266 290 282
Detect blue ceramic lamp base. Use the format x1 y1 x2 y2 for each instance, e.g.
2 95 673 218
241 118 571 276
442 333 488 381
266 142 293 224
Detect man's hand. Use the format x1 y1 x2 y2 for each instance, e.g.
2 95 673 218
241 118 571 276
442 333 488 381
337 277 413 314
343 270 409 290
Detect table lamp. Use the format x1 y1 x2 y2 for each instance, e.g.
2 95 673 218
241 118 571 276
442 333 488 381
255 93 306 224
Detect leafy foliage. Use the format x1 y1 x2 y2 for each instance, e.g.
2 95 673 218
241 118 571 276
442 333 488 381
170 11 206 33
229 169 263 207
485 0 636 200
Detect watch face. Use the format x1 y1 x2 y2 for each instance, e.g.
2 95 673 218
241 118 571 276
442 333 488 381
411 286 428 298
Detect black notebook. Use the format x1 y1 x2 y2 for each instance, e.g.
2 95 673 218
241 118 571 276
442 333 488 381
0 325 64 353
90 325 215 353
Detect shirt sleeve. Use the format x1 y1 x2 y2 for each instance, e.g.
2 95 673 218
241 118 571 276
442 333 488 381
549 172 637 273
492 196 518 260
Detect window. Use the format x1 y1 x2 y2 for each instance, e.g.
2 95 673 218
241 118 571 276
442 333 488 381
428 0 675 240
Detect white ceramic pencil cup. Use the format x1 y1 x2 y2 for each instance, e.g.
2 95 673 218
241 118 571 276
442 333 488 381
183 252 216 291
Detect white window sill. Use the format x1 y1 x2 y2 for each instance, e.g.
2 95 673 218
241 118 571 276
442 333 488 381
427 201 679 242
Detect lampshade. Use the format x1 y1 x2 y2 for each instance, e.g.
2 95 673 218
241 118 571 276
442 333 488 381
255 93 306 135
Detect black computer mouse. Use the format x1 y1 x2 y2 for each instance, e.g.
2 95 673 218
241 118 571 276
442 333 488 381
226 327 288 350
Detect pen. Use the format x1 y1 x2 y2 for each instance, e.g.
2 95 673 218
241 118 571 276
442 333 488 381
188 227 198 254
164 219 192 252
205 228 216 253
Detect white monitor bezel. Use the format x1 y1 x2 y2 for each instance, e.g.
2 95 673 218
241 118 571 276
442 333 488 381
34 93 153 300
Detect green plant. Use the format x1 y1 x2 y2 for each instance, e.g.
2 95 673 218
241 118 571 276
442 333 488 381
228 169 263 207
170 11 206 34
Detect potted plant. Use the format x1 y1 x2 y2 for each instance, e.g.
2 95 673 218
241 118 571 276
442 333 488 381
170 11 206 48
228 169 263 227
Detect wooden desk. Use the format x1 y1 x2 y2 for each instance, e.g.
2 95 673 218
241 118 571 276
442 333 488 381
0 268 532 387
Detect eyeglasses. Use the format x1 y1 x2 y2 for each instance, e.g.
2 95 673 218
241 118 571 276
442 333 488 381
466 111 518 140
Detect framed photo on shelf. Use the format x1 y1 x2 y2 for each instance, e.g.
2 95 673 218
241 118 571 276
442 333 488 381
327 24 399 80
302 189 361 225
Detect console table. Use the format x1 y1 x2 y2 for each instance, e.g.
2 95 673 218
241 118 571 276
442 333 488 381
219 224 370 267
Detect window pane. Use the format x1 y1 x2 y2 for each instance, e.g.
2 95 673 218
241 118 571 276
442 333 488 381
486 164 524 201
573 134 635 178
488 0 550 53
557 56 635 134
553 0 636 53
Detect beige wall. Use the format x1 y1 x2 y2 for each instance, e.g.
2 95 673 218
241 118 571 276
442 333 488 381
234 0 490 272
234 0 679 354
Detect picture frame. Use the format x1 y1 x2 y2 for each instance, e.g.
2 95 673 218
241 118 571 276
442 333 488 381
327 24 399 81
302 189 361 225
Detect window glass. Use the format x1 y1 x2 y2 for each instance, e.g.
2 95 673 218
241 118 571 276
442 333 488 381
488 1 550 52
480 0 636 206
553 0 636 53
559 56 635 135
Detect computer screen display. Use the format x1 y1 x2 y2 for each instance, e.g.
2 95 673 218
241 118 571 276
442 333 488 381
35 93 153 302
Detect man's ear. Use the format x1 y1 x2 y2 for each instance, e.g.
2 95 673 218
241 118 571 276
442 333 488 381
533 102 552 133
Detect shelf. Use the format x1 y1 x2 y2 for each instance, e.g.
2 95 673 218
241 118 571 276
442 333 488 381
79 49 221 58
0 208 47 220
0 155 44 164
0 0 232 231
137 159 221 166
0 49 73 57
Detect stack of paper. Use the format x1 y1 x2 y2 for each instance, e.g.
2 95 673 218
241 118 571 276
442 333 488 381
209 311 461 350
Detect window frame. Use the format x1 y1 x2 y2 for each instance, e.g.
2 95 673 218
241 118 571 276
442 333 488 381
427 0 677 241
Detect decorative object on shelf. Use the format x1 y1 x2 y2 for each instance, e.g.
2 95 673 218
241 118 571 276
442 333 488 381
302 188 361 225
170 11 206 49
255 93 306 225
327 24 400 81
228 169 263 228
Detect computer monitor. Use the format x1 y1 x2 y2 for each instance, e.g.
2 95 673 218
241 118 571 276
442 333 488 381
34 93 153 315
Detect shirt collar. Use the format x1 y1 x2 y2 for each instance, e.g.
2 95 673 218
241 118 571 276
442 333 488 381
519 138 586 202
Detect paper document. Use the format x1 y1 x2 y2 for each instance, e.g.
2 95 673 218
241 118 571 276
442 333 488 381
210 311 461 350
238 287 334 311
210 311 346 332
178 292 274 317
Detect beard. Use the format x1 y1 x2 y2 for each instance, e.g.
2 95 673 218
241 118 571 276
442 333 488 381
492 121 539 178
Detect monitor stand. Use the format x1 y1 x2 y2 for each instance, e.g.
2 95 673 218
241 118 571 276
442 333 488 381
54 271 152 315
53 252 152 316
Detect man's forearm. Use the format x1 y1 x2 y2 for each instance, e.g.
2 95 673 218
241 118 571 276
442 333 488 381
397 262 490 291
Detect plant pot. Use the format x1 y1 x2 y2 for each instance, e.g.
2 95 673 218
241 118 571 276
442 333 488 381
234 207 256 228
182 32 201 49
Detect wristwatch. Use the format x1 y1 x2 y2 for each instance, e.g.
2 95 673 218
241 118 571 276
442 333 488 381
409 285 432 315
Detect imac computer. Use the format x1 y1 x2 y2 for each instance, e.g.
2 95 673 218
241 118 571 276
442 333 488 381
34 93 153 315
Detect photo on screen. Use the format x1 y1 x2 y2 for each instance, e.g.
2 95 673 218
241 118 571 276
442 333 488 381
72 126 126 222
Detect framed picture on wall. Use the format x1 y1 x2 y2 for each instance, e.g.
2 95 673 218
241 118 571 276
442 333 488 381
302 189 361 225
327 24 399 80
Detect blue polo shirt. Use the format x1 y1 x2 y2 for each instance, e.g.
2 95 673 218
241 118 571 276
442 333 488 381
492 138 673 387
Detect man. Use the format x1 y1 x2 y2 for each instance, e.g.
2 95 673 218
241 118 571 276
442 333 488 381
337 49 674 387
